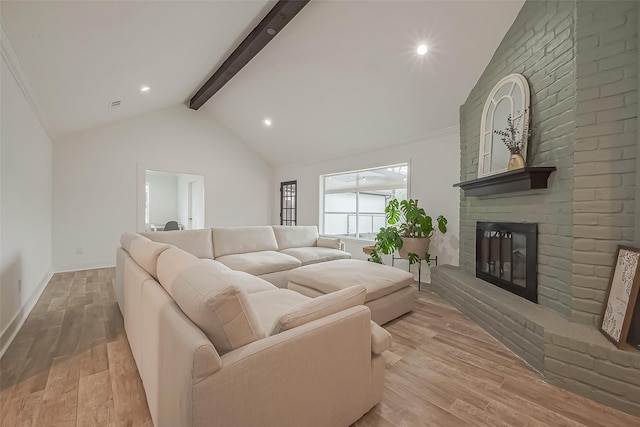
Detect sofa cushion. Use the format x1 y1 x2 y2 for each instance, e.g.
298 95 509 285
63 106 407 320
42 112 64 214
158 248 230 295
120 232 150 252
140 229 215 259
270 285 367 335
215 251 301 276
165 266 266 355
280 247 351 266
272 225 319 250
216 271 278 294
288 259 414 302
129 240 171 279
247 289 310 333
212 226 278 257
317 236 341 250
159 258 274 296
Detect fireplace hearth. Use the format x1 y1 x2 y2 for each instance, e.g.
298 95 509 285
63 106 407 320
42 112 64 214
476 222 537 303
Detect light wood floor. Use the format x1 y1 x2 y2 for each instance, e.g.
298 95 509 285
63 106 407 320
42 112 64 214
1 268 639 426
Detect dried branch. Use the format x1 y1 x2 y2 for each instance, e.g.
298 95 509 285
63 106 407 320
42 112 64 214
494 108 532 155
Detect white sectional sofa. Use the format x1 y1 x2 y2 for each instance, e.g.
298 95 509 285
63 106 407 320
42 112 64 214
133 225 350 290
115 226 388 427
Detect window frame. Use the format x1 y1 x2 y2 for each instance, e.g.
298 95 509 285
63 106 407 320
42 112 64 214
320 163 409 241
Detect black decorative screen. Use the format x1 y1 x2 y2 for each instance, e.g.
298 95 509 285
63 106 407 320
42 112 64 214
280 181 297 226
476 222 538 303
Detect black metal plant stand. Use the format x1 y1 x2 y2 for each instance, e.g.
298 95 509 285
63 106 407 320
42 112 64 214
391 255 437 291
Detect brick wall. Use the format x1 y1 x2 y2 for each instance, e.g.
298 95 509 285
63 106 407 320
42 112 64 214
459 0 638 324
459 0 576 317
441 1 639 414
572 1 638 325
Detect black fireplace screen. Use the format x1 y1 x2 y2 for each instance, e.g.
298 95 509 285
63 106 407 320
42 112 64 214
476 222 538 303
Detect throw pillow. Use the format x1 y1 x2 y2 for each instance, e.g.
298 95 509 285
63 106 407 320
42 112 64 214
270 285 366 335
317 236 341 250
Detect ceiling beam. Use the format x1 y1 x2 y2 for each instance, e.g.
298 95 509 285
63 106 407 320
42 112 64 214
189 0 311 110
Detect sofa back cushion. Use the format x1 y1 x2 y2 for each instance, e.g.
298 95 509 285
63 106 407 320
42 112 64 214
120 232 150 252
157 248 230 295
160 261 266 354
212 226 278 257
272 225 319 250
270 285 367 335
140 229 215 259
129 239 171 279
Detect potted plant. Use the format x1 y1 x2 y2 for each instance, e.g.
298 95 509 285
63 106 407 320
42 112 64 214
369 199 447 265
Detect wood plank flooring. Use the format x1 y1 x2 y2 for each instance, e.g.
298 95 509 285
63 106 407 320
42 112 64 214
2 268 639 426
0 269 151 426
358 294 640 427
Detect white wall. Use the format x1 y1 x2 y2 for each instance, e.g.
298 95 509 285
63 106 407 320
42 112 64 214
274 127 461 281
0 54 53 353
53 105 274 271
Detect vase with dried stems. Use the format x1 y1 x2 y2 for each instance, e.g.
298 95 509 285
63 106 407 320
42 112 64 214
494 109 532 171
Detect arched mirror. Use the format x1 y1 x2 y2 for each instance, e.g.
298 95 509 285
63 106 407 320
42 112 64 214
478 74 530 177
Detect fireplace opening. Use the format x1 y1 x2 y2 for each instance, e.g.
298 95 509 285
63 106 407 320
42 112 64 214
476 222 538 303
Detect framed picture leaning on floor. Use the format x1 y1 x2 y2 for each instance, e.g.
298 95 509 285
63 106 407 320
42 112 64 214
600 245 640 348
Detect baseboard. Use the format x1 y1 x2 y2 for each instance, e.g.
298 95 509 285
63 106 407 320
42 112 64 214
52 259 115 273
0 269 53 358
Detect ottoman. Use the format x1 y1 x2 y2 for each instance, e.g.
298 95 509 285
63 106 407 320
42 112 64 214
288 259 416 325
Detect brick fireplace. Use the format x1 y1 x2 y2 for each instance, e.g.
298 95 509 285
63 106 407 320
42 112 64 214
431 0 640 417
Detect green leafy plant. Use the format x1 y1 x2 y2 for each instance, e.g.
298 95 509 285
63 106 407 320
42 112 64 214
370 199 447 265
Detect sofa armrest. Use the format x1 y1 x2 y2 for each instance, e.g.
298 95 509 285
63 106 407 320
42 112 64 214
141 280 223 427
317 236 344 251
370 321 392 354
193 305 381 426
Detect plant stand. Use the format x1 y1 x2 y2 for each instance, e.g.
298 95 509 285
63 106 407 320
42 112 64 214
391 255 437 291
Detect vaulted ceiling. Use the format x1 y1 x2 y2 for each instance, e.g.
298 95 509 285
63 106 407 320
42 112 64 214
1 0 274 136
2 0 524 166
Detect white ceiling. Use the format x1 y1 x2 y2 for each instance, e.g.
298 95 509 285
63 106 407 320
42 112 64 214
204 0 524 166
1 0 273 137
2 0 524 166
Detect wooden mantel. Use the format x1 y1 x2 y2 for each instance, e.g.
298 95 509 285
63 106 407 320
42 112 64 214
453 167 556 197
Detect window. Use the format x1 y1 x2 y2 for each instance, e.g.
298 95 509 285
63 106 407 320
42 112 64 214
280 180 297 225
321 164 408 240
478 73 530 177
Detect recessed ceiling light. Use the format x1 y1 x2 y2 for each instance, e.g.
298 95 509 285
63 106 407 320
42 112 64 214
362 177 367 181
264 119 272 127
140 86 150 92
417 44 428 56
